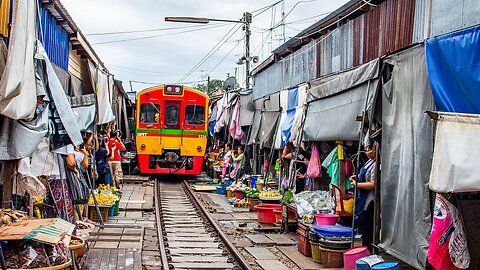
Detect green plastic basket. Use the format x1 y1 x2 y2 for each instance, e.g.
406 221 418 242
114 200 120 216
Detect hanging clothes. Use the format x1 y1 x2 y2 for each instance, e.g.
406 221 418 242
322 146 353 190
229 99 243 140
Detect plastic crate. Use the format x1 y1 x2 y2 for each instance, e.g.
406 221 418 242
298 230 312 257
88 205 110 222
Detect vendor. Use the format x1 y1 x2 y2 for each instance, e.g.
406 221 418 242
283 145 309 194
230 145 245 181
221 143 233 181
349 143 377 251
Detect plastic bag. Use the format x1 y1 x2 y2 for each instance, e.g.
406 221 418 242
293 190 334 217
5 241 50 269
428 194 470 270
307 144 322 178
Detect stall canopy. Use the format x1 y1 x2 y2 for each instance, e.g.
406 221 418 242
258 93 280 148
239 90 254 126
380 45 433 269
303 60 379 142
274 84 307 148
247 98 264 145
426 25 480 114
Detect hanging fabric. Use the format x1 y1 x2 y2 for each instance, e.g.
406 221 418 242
0 0 37 120
229 98 243 140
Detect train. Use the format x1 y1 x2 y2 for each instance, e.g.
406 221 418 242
135 85 208 175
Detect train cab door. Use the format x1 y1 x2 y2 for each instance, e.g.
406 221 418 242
182 102 207 157
163 101 182 148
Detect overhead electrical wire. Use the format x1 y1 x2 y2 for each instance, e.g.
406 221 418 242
177 24 242 83
206 40 241 77
91 24 228 45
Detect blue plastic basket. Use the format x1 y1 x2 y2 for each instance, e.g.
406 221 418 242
108 205 115 217
313 225 355 237
216 185 225 195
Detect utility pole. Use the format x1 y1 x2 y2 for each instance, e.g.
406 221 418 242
207 75 210 94
129 80 133 92
281 0 286 42
244 12 252 90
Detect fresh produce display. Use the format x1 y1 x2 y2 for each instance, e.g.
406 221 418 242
227 181 248 191
302 213 314 224
0 209 32 227
282 190 294 204
88 192 117 205
98 184 116 191
245 189 260 198
233 198 249 208
259 190 281 198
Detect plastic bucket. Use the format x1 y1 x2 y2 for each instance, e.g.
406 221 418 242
319 247 345 268
310 241 322 263
254 204 282 223
315 213 340 226
273 209 282 223
343 246 370 270
371 262 400 270
249 198 260 211
356 258 370 270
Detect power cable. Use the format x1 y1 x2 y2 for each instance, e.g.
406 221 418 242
250 0 283 16
91 24 228 45
207 40 241 76
178 24 242 83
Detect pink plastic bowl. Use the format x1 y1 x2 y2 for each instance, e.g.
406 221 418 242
254 204 283 223
314 213 340 226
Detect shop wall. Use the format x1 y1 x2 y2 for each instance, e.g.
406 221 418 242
316 20 354 77
252 40 316 100
430 0 480 37
37 3 70 71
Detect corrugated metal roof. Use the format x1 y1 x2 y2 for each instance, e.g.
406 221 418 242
412 0 427 43
0 0 11 37
38 2 70 70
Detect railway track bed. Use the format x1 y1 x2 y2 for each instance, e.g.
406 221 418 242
154 180 253 270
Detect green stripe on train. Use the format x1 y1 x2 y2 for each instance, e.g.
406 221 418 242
136 128 207 136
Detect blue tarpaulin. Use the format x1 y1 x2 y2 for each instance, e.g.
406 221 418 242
279 87 298 147
426 25 480 114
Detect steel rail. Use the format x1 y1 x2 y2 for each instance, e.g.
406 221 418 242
181 180 254 270
154 178 171 270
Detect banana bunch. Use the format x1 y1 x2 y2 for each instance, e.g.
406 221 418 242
88 193 116 205
260 191 281 197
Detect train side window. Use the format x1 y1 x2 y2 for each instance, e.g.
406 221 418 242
140 103 160 124
185 105 205 126
165 105 179 125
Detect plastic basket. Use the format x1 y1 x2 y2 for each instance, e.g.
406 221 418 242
114 200 120 216
88 205 111 222
108 205 115 217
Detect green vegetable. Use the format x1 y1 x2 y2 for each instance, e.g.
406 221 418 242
282 190 294 203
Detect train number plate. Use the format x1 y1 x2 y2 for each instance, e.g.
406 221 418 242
137 133 147 136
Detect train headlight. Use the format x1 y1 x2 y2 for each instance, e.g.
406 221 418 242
196 146 202 152
140 144 146 150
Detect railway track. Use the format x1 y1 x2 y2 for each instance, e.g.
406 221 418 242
154 179 253 270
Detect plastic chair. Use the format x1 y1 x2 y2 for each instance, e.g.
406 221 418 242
331 184 352 217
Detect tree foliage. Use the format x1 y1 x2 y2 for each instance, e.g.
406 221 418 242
194 79 224 93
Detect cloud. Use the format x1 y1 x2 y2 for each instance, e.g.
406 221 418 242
62 0 349 91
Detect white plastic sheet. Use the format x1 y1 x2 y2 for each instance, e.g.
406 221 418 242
429 112 480 192
0 0 37 120
89 61 115 125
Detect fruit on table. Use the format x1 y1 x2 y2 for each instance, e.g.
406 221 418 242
88 193 116 205
260 190 281 197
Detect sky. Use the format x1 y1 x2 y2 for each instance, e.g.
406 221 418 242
61 0 349 92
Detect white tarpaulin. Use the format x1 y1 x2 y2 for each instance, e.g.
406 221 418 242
290 85 307 145
89 61 115 125
0 0 37 120
429 112 480 192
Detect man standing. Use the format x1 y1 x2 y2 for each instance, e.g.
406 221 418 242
108 130 126 187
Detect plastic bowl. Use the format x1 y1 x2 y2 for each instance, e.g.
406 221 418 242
254 204 283 223
315 213 340 226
